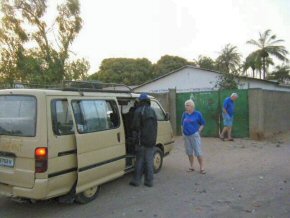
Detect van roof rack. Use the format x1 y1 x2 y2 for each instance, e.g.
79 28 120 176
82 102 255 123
61 80 133 93
9 80 133 93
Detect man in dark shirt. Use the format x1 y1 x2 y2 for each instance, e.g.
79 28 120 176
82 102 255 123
129 93 157 187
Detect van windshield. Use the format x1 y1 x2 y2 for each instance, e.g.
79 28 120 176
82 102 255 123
0 95 36 137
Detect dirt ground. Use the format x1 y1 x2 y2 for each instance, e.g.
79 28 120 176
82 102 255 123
169 133 290 217
0 133 289 218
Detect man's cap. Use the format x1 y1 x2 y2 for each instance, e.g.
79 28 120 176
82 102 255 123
139 93 149 100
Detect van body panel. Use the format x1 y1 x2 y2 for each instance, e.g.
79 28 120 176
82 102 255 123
0 91 48 191
69 96 126 193
47 173 76 198
77 160 124 193
156 120 174 154
0 182 13 197
151 100 175 154
0 137 36 188
75 122 126 193
0 179 48 199
0 166 35 189
45 96 78 196
13 179 48 199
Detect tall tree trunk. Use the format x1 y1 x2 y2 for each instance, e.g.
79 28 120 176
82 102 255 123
262 57 266 79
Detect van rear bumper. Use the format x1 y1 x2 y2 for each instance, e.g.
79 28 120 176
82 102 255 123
0 179 48 200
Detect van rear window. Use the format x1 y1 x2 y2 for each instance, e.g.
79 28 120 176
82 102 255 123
0 95 36 137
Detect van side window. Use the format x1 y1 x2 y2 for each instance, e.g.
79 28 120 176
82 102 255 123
151 101 166 121
72 100 119 134
51 100 74 135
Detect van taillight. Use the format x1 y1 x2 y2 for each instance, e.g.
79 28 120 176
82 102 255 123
35 147 48 173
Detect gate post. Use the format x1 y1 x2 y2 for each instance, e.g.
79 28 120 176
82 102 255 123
248 89 265 140
168 88 177 136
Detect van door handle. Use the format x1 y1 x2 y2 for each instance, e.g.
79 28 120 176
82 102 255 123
117 132 120 142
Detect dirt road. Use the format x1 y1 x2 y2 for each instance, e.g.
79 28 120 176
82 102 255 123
1 134 289 218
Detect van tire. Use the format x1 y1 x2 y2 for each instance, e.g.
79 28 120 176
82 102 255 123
153 147 163 173
75 185 100 204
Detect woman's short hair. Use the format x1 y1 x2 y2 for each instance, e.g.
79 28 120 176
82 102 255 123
184 99 195 108
231 93 238 98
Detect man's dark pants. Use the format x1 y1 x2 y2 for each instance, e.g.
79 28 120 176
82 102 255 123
131 146 154 186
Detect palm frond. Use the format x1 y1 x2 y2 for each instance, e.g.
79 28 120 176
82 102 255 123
247 39 261 48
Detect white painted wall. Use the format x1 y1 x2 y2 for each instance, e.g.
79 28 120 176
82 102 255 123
134 66 290 93
238 79 290 92
134 67 219 93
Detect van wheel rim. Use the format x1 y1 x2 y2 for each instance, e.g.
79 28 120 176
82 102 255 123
154 153 161 169
83 186 98 198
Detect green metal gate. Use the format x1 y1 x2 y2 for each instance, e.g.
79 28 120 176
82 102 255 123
176 90 249 138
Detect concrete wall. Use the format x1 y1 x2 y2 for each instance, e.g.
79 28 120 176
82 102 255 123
151 92 169 112
151 89 177 135
249 89 290 139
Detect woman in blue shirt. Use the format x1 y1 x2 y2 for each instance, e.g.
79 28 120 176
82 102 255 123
181 99 206 174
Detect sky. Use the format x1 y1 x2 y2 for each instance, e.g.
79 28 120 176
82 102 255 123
49 0 290 74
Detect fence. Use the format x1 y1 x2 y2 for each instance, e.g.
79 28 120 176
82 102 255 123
176 90 249 138
153 88 290 140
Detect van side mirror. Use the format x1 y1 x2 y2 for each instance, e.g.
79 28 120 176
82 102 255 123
165 112 170 121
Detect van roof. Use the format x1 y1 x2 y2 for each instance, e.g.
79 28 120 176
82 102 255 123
0 88 153 99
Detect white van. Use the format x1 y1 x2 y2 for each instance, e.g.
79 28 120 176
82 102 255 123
0 83 174 203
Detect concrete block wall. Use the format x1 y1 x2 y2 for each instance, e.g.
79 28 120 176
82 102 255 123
249 89 290 139
151 89 177 135
262 90 290 137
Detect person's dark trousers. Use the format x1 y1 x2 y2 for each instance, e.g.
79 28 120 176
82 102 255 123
130 146 154 186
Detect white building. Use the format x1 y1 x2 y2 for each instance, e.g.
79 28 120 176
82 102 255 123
133 65 290 93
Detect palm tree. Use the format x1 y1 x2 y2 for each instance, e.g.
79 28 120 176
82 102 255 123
247 29 288 79
243 51 273 79
243 52 259 78
214 44 241 90
268 65 290 83
216 44 241 74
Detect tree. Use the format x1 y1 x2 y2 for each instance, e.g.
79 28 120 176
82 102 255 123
193 55 216 71
216 44 242 74
214 72 239 90
153 55 189 77
243 51 273 79
0 1 27 85
15 50 47 83
267 65 290 83
64 58 90 81
90 58 153 85
0 0 83 84
247 29 288 79
214 44 241 90
243 51 261 78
